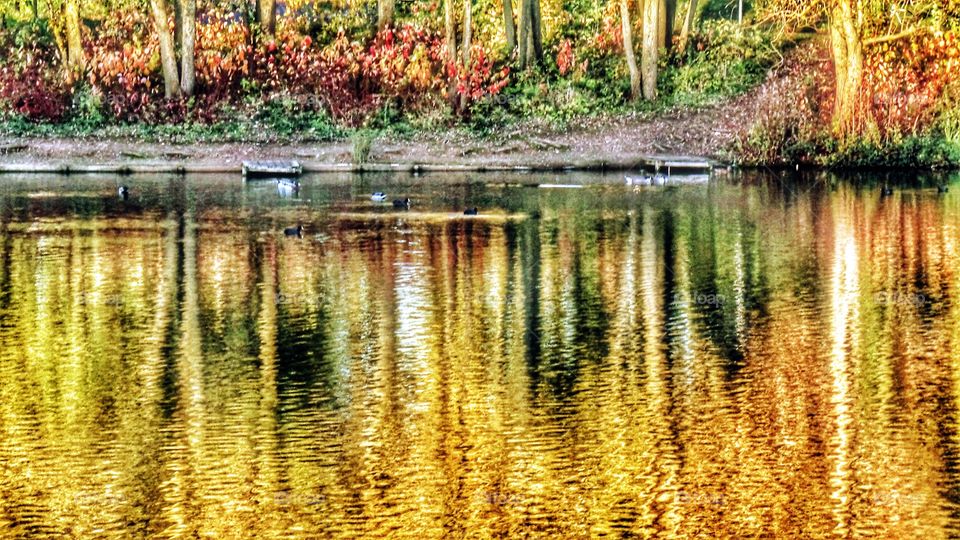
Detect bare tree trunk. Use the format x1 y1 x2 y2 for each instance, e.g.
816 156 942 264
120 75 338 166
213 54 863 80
503 0 516 54
377 0 394 30
64 0 85 72
678 0 698 52
174 0 182 53
460 0 472 110
641 0 660 100
257 0 275 36
620 0 641 101
444 0 458 105
529 0 543 65
832 0 864 137
180 0 195 95
150 0 182 98
664 0 677 49
518 0 529 68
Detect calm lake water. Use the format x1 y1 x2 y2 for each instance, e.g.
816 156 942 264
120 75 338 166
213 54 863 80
1 170 959 538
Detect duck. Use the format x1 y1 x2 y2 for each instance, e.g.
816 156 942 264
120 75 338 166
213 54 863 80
393 198 410 209
881 185 894 197
277 180 300 198
118 185 129 200
624 174 667 186
371 192 388 202
624 174 652 186
284 225 304 237
464 207 478 215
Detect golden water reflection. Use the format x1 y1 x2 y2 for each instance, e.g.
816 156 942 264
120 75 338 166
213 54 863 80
1 174 959 538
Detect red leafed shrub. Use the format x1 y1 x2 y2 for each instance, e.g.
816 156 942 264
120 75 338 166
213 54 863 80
87 10 166 121
362 25 446 107
556 39 575 76
196 10 251 101
866 31 960 136
452 45 510 105
0 63 70 122
0 27 70 121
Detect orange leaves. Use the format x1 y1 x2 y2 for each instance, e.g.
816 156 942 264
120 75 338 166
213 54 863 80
864 30 959 136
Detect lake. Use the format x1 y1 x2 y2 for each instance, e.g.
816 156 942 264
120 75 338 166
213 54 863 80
1 170 959 538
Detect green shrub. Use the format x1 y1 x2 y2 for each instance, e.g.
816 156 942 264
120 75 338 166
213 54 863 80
661 20 783 107
352 130 375 164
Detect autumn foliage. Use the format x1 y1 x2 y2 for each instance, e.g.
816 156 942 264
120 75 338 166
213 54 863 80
1 13 509 125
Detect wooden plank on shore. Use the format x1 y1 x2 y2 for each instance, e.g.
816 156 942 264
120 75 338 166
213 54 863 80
241 160 303 178
0 144 28 155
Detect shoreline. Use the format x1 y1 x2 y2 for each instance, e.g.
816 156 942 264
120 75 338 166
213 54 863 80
0 157 721 175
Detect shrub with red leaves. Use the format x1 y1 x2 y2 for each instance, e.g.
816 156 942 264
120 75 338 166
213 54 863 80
0 26 70 122
0 63 70 122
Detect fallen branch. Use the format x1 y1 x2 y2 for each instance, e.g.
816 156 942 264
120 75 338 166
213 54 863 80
864 27 919 46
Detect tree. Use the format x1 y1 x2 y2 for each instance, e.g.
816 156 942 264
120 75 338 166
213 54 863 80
678 0 699 52
63 0 85 72
757 0 936 138
620 0 641 101
517 0 543 68
180 0 196 95
460 0 473 110
503 0 516 54
149 0 181 98
444 0 457 104
378 0 394 30
641 0 662 99
664 0 677 47
257 0 275 36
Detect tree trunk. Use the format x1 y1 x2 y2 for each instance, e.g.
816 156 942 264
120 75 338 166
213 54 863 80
641 0 660 100
678 0 698 52
528 0 543 65
64 0 85 72
174 0 182 54
832 0 864 137
518 0 529 68
180 0 196 95
257 0 275 36
503 0 516 54
150 0 182 98
620 0 641 101
460 0 472 110
829 9 847 118
664 0 677 50
377 0 394 31
444 0 458 105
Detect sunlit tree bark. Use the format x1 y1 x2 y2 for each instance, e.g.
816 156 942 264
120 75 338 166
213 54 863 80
678 0 699 52
620 0 641 101
445 0 458 104
641 0 661 100
831 1 865 137
517 0 543 68
460 0 472 110
63 0 85 72
378 0 394 30
503 0 516 54
149 0 181 98
257 0 275 36
180 0 196 95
